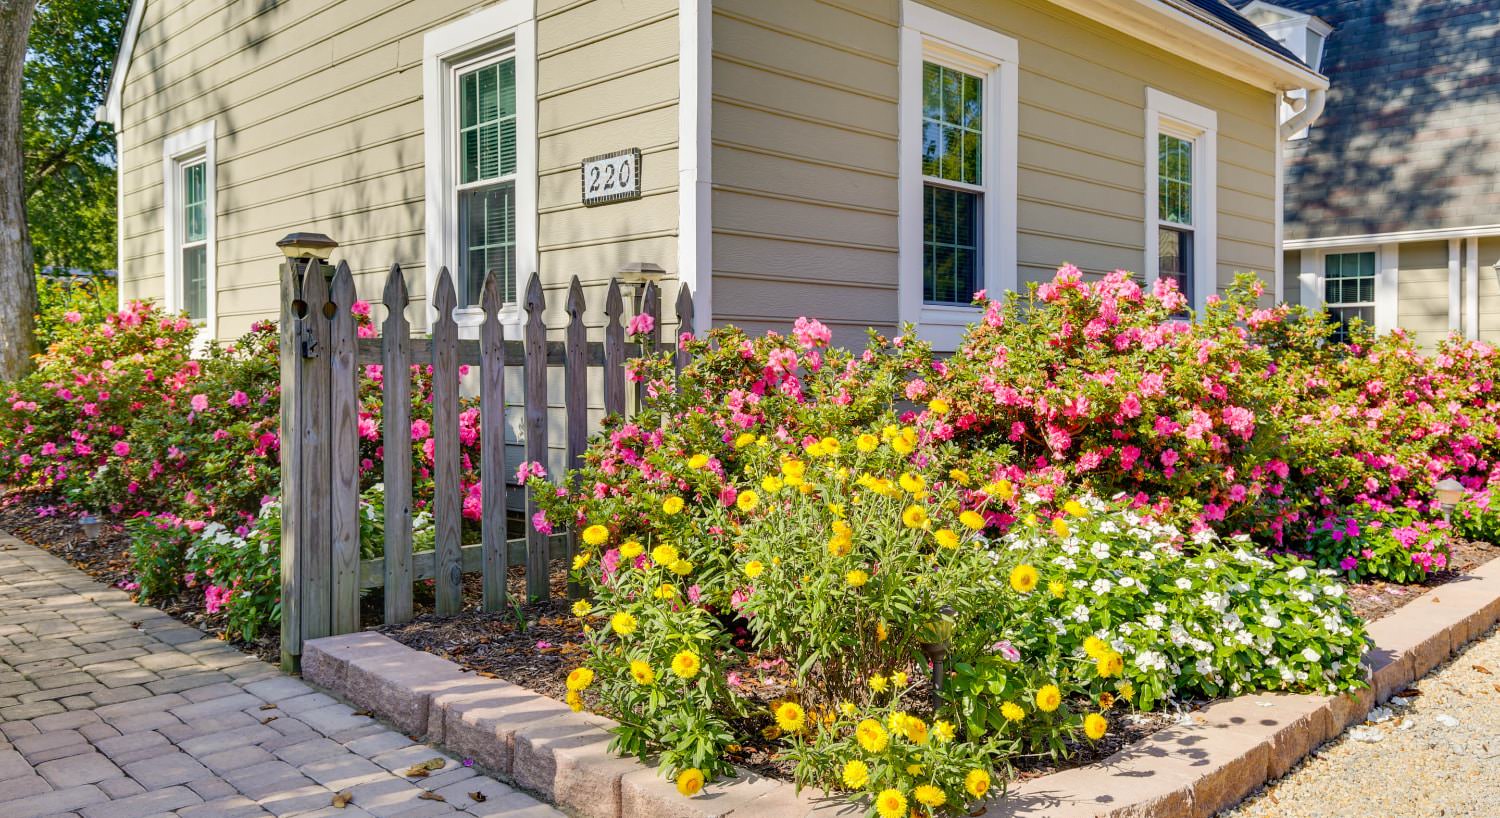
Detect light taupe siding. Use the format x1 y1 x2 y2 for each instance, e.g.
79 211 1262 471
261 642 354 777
117 0 681 340
1396 241 1451 348
708 0 1281 344
1480 237 1500 343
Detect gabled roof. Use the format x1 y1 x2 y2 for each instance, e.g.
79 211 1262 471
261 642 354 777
97 0 144 125
1272 0 1500 240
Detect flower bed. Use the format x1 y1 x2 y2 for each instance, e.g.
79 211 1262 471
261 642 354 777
5 265 1500 816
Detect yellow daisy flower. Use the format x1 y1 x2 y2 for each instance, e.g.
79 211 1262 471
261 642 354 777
875 789 907 818
1001 702 1025 722
581 525 609 546
855 433 880 452
933 528 960 549
959 510 986 531
841 760 869 789
571 599 593 617
855 719 888 752
687 453 709 470
1036 684 1062 713
662 496 685 515
609 612 638 636
914 784 946 808
744 560 765 579
965 769 991 799
1084 712 1108 740
675 768 704 797
1009 564 1039 594
901 505 929 529
651 544 680 566
671 650 700 679
565 667 594 691
774 701 806 732
629 660 654 685
845 569 869 588
619 540 644 559
736 490 760 512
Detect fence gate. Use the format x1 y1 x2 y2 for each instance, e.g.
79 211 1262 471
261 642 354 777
277 252 693 672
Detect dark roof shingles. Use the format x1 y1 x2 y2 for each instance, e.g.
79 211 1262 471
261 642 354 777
1271 0 1500 239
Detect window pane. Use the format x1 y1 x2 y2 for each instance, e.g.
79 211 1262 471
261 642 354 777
1324 252 1376 306
458 181 516 306
923 185 979 306
182 245 207 321
457 58 517 185
182 163 206 243
920 62 983 185
1158 226 1192 305
1158 134 1192 226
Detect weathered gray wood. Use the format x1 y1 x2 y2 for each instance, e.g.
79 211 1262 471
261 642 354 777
479 271 508 612
298 261 333 645
603 279 626 418
328 262 361 635
522 272 550 601
563 277 588 599
636 280 661 409
357 535 570 589
381 264 413 625
674 280 695 375
430 267 463 615
355 337 618 367
277 261 303 672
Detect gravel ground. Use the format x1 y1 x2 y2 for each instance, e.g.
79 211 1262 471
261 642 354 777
1223 623 1500 818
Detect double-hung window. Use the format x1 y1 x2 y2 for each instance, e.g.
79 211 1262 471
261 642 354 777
1322 251 1375 342
162 121 216 337
898 1 1017 349
921 62 983 306
1156 133 1195 305
424 0 536 324
1145 89 1217 312
455 56 517 308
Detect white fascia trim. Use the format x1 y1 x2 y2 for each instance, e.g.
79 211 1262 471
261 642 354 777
116 130 126 312
1466 237 1480 340
1286 224 1500 249
422 0 537 333
161 120 217 342
1375 242 1398 334
677 0 712 330
99 0 146 126
1448 238 1461 333
898 1 1018 351
1297 246 1318 308
1043 0 1326 92
1144 88 1217 312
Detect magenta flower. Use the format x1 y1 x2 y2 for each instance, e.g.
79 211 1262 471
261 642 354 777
189 394 209 413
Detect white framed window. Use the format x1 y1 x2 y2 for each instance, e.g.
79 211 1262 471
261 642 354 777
1322 250 1375 342
424 0 536 327
161 121 216 340
1145 89 1216 312
898 1 1017 350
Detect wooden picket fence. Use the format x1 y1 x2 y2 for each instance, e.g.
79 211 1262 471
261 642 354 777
278 257 692 671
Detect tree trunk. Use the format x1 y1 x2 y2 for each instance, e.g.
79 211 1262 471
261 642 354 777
0 0 39 381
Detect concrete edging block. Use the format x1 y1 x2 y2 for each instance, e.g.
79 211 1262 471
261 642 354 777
299 562 1500 818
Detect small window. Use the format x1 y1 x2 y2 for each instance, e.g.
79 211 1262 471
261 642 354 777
1324 251 1375 342
921 61 984 306
455 57 517 308
1157 133 1194 304
177 159 209 321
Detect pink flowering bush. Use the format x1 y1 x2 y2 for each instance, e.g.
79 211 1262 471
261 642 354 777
933 269 1300 539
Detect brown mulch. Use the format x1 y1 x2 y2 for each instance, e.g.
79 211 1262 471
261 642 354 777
4 485 1498 783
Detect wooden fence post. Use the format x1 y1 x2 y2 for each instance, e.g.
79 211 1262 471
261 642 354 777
381 264 414 625
298 261 333 647
675 280 695 376
479 271 507 612
431 268 463 615
278 260 304 672
523 272 550 602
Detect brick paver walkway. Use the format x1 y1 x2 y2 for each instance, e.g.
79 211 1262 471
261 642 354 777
0 533 562 818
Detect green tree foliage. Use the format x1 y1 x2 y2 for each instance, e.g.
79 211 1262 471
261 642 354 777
24 0 129 274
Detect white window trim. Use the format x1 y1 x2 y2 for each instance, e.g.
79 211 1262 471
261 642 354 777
161 121 217 343
423 0 536 332
1300 244 1398 334
1145 88 1216 313
898 0 1018 351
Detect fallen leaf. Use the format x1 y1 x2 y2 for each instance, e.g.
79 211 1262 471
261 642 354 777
476 671 499 679
261 716 278 725
331 790 352 808
403 766 430 778
1492 683 1500 694
130 621 141 629
419 791 445 802
352 709 374 717
1397 688 1423 698
259 703 278 711
469 791 488 803
1474 664 1493 675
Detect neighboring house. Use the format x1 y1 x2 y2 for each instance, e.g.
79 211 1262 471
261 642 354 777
101 0 1325 351
1244 0 1500 347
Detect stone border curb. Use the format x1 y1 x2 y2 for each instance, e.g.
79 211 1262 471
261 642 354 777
302 558 1500 818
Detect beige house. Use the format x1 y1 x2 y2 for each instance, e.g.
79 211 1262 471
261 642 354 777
102 0 1326 350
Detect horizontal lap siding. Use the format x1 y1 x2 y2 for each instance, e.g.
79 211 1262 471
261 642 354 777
1480 237 1500 344
1397 242 1452 348
710 0 1279 331
118 0 681 342
711 0 901 347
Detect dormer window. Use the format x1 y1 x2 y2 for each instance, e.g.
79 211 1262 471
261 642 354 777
1241 2 1332 139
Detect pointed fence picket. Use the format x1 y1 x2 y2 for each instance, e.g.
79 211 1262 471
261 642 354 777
278 256 695 670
